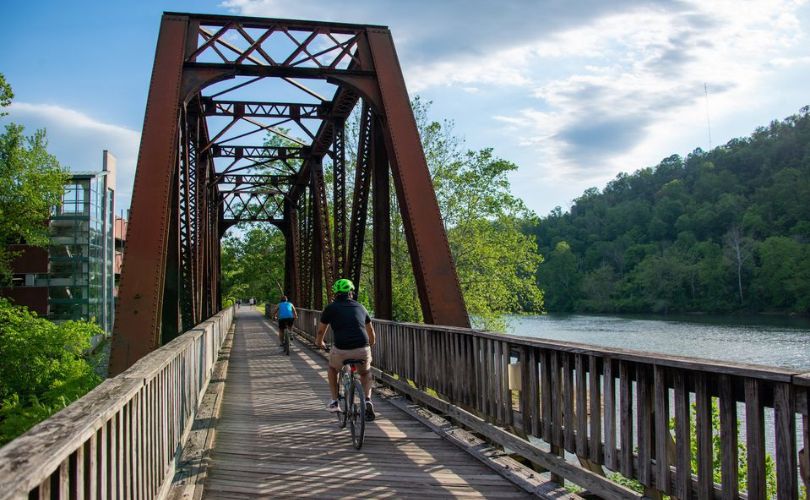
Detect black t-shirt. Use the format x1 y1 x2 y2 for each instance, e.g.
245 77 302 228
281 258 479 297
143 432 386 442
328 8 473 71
320 296 371 349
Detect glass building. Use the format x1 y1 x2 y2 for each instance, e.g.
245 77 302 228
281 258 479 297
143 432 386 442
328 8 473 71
47 165 116 333
0 151 119 334
2 151 118 334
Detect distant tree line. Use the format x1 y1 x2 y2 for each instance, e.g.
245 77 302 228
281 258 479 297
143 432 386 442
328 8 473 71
528 107 810 314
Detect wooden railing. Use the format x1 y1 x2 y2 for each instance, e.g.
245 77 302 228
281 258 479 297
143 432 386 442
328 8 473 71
296 309 810 499
0 307 234 500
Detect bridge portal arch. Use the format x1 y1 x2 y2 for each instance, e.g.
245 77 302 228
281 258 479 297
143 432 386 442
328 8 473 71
109 12 469 374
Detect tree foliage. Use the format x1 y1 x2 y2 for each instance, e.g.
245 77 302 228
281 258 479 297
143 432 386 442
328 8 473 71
529 107 810 314
0 73 67 282
378 98 543 329
0 299 102 445
0 73 12 116
220 225 286 305
224 99 544 329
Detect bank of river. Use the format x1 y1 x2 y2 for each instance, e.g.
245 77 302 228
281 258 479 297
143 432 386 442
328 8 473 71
506 313 810 370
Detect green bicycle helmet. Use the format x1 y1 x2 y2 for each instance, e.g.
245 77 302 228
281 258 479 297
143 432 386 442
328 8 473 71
332 278 355 294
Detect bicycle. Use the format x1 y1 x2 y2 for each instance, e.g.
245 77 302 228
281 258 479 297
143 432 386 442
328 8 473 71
280 323 295 356
335 358 366 449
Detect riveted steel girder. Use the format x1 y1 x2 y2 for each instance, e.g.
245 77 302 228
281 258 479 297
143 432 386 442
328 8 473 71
110 12 469 375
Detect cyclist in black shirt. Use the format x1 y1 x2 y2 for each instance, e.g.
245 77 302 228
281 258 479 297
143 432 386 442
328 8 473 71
315 278 377 421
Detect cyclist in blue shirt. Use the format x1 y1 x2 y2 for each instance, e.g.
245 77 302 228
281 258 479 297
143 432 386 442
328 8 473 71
273 295 298 346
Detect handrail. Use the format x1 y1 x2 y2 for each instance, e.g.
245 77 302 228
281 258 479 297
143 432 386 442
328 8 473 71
0 307 234 500
295 309 809 499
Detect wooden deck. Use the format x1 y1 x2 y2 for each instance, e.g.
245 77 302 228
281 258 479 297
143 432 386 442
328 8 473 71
203 309 534 499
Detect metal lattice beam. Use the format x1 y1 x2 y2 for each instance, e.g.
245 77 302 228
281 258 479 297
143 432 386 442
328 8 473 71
111 12 469 375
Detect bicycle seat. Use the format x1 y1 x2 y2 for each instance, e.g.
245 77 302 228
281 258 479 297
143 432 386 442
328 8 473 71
342 358 365 365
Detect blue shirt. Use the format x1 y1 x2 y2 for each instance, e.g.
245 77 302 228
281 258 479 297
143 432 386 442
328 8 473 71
277 301 295 319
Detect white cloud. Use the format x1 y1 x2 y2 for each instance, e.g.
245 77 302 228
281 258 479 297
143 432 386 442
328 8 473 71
491 0 809 179
5 102 140 213
220 0 810 214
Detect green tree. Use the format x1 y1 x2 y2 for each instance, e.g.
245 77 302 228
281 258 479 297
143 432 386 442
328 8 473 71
537 241 580 311
0 73 67 282
0 299 102 445
0 74 12 115
579 264 617 312
529 106 810 315
752 236 810 311
220 225 286 305
383 98 543 329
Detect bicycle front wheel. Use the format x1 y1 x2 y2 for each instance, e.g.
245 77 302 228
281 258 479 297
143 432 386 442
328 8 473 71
349 379 366 450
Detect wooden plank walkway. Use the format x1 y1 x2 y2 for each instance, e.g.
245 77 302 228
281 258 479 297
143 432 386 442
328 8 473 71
203 308 534 499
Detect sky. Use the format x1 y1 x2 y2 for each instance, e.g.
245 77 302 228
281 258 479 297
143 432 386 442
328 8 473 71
1 0 809 217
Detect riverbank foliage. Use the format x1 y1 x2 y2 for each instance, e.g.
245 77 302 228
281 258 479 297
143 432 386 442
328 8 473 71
529 107 810 314
357 98 544 329
0 299 102 445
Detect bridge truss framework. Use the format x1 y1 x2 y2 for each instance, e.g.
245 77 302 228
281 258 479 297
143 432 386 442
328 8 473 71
110 12 469 374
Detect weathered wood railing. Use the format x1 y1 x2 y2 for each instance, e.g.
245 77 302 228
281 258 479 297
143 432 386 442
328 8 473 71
296 309 810 499
0 307 234 500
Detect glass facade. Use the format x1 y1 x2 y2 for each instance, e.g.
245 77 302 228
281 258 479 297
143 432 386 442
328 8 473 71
44 174 115 333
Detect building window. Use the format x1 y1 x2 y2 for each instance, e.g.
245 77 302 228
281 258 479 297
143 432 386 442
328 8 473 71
59 182 89 215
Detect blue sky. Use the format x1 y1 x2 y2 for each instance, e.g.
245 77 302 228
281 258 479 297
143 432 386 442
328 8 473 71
2 0 810 216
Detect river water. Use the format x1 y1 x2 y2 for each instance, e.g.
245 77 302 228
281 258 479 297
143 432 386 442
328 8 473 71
506 313 810 370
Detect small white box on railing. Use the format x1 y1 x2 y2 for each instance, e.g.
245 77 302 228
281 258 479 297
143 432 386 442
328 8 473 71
508 362 521 392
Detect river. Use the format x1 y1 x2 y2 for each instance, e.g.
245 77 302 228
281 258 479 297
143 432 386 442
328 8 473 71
506 313 810 370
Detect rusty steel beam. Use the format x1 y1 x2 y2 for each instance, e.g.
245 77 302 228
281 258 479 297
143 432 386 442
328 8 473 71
109 15 189 375
202 99 327 119
283 198 300 302
366 28 469 327
210 145 308 159
311 160 334 303
346 102 373 289
216 174 293 186
332 118 346 278
371 117 392 320
113 12 470 374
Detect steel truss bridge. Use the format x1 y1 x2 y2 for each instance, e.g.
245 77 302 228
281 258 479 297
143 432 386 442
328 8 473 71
108 11 469 374
0 13 807 500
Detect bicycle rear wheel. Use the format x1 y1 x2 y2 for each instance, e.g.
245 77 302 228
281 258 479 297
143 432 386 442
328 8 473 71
336 370 348 428
349 379 366 449
283 329 290 355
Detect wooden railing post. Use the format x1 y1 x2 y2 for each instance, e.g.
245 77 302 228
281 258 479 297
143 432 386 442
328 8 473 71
291 308 808 499
0 307 234 500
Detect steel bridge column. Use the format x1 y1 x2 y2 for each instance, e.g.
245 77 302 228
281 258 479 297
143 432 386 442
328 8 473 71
346 102 373 293
371 117 392 320
312 200 323 310
332 118 346 278
109 15 188 375
299 191 311 308
283 198 300 303
311 158 334 307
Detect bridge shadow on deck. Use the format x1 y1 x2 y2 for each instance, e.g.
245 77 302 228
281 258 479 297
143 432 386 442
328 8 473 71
203 308 531 499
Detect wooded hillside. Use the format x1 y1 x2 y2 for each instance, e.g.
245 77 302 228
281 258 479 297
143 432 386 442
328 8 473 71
530 107 810 314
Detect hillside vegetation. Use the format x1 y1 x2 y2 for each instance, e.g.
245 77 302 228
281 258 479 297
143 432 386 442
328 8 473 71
530 107 810 314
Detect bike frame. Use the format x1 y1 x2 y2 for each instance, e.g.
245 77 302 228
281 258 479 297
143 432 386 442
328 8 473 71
336 362 365 449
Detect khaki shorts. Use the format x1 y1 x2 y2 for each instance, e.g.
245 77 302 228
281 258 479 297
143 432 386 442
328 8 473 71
329 346 372 373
